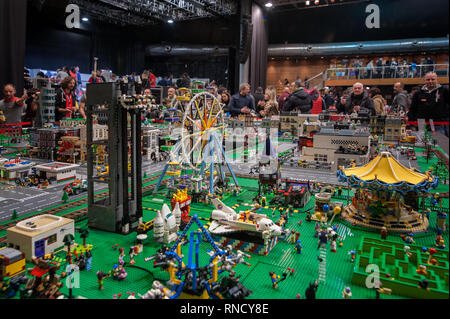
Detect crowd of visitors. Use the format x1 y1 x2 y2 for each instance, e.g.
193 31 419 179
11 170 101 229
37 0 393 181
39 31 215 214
1 63 448 137
330 56 439 79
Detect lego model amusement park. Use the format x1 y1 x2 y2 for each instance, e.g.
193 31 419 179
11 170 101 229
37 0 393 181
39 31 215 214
0 80 448 302
0 0 449 307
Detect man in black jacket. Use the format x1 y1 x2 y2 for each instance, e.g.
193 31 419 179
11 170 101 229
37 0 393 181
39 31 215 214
284 81 313 113
408 72 449 136
344 82 375 116
321 87 334 110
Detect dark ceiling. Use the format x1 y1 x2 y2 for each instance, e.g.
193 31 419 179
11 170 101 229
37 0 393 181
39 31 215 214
254 0 371 13
28 0 238 26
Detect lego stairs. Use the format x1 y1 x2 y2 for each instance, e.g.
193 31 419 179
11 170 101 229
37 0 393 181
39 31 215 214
318 246 327 284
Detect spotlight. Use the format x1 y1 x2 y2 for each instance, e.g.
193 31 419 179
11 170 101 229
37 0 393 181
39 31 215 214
306 1 310 5
82 17 89 22
314 0 319 4
265 2 273 8
168 19 174 24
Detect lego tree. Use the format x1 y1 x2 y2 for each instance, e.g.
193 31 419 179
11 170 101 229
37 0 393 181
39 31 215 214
63 234 75 254
432 158 449 185
62 191 69 203
421 124 435 163
11 209 18 220
79 228 90 247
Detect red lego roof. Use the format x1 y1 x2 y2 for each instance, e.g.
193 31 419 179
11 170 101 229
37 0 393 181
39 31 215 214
30 266 49 278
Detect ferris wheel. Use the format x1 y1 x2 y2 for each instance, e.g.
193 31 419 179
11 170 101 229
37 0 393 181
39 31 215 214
154 90 239 196
180 91 226 171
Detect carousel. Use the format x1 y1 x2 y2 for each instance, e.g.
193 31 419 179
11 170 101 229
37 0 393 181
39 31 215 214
337 152 438 233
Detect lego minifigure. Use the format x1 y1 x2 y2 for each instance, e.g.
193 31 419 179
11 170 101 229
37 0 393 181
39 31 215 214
435 228 444 247
342 287 352 299
404 233 415 244
306 212 312 222
436 239 445 250
429 258 438 265
427 247 437 264
288 230 296 244
85 250 92 271
418 279 430 291
416 265 427 275
294 240 303 254
314 223 321 237
66 252 73 265
317 230 328 249
269 271 279 289
261 196 267 207
431 193 440 207
112 264 127 281
404 246 412 258
129 246 139 265
305 281 318 299
96 271 110 290
380 226 388 240
424 208 431 220
119 247 125 265
348 250 356 262
330 240 337 253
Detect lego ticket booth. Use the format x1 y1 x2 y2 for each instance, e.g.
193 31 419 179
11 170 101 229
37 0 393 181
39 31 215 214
6 215 75 261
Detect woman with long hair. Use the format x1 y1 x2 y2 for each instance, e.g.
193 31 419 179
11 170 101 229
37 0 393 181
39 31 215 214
220 91 232 113
55 77 78 121
368 87 387 115
263 87 279 117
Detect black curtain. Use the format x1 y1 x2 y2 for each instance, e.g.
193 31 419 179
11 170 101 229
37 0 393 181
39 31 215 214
0 0 27 97
250 3 268 92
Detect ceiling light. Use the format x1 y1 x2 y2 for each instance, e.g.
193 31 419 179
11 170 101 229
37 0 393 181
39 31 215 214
82 17 89 22
305 1 310 5
265 2 273 8
168 19 174 24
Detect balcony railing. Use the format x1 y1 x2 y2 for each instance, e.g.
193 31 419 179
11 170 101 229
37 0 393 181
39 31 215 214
325 64 449 81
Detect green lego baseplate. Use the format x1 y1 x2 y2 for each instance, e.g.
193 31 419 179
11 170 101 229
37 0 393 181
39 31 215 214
0 143 448 300
2 184 446 300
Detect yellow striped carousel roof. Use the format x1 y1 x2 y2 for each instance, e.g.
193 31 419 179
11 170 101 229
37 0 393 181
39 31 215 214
341 152 431 185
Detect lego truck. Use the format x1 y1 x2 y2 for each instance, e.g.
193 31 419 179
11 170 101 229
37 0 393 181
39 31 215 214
63 179 88 196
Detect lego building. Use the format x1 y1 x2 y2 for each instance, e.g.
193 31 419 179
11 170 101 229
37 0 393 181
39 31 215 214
79 123 108 164
0 159 34 182
142 126 160 161
33 162 79 184
384 118 406 142
301 128 371 170
59 118 87 128
38 81 56 124
7 215 75 261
